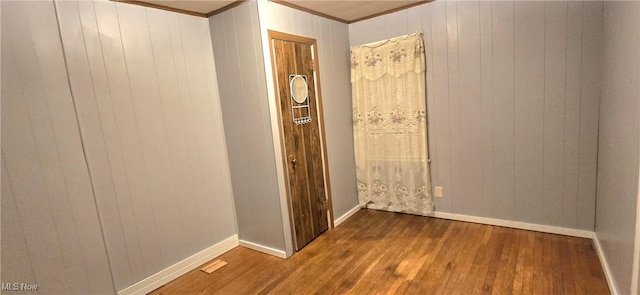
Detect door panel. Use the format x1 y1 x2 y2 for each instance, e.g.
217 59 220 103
272 37 328 251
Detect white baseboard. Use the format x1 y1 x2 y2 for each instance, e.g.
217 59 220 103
334 205 362 227
431 211 593 239
593 233 619 295
118 234 239 295
239 240 287 258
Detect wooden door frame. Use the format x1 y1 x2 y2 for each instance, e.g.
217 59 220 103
267 30 335 249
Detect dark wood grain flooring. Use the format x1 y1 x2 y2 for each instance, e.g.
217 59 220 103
149 209 610 295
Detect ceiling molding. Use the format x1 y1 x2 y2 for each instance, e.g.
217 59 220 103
206 0 248 17
111 0 208 18
348 0 434 24
271 0 349 24
111 0 438 26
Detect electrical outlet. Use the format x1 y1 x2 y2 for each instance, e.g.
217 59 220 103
434 186 443 198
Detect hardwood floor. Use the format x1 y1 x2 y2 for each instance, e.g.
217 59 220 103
150 209 610 294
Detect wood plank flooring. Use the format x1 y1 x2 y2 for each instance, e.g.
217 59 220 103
150 209 610 294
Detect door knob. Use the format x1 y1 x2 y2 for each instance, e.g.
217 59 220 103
291 159 297 166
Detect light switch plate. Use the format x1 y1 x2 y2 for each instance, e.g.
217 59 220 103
434 186 443 198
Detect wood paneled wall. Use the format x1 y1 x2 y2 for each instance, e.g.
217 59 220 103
209 1 287 251
1 1 115 293
2 0 237 292
596 2 640 294
54 1 237 290
262 1 359 221
349 1 602 230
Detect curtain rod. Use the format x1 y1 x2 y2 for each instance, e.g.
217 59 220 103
354 31 423 49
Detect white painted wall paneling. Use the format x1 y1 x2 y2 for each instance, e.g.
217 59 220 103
578 1 602 230
208 1 286 251
490 1 516 222
513 1 545 224
1 1 114 293
55 0 237 290
348 1 602 230
542 1 568 227
596 2 640 294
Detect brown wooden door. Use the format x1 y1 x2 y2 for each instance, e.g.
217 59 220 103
271 34 329 251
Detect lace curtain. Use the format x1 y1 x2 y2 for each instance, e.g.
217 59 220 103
351 32 433 215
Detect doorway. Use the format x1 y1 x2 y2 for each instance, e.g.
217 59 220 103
268 31 333 251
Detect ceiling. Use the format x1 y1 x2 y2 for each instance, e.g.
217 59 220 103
275 1 427 23
132 0 430 22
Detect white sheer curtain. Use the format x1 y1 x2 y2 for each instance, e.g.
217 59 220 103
350 32 433 215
